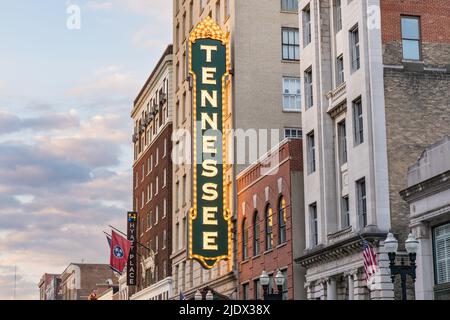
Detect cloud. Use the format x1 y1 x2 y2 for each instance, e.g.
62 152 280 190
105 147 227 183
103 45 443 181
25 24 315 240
85 1 113 11
0 109 79 134
116 0 172 17
0 104 132 299
132 24 171 49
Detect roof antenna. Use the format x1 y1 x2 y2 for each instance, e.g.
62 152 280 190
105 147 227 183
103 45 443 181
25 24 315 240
13 265 16 300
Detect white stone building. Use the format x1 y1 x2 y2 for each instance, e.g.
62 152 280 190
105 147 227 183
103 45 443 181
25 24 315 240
296 0 450 300
401 136 450 300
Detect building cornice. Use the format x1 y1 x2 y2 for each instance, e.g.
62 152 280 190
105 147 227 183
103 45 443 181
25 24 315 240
132 45 173 116
295 232 386 269
400 170 450 203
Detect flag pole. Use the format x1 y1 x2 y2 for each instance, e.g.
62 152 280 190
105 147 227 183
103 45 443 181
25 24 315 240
104 231 147 258
108 225 154 255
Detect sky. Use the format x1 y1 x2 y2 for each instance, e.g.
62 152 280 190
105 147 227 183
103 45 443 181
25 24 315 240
0 0 172 299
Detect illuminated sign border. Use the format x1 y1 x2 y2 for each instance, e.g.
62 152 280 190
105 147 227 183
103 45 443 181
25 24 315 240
188 17 232 270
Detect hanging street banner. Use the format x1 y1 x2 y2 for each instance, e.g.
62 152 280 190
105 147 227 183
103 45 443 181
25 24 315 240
127 211 137 286
188 17 232 269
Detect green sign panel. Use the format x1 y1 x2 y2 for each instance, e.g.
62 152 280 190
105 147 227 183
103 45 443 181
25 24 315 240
188 17 232 269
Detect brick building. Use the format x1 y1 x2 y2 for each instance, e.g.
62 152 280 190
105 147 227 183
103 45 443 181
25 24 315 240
296 0 450 300
171 0 302 300
131 45 174 300
59 263 116 300
38 273 61 300
237 139 305 300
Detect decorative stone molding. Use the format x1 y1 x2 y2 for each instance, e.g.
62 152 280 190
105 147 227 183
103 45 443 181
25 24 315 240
295 233 386 268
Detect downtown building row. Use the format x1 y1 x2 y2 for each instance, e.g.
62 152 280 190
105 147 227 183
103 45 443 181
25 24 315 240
127 0 450 300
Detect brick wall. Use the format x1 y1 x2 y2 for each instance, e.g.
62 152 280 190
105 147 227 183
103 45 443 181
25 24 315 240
384 70 450 243
381 0 450 67
236 139 303 300
133 123 173 292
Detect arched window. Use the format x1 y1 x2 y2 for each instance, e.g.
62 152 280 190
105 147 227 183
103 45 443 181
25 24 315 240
278 196 287 244
265 204 273 251
253 211 260 256
242 218 248 260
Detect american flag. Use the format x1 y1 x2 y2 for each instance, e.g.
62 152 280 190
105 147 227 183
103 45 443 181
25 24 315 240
362 240 379 284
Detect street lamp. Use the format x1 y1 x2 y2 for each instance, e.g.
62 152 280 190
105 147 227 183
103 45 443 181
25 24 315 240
206 290 214 301
194 290 202 301
259 270 285 300
385 232 419 300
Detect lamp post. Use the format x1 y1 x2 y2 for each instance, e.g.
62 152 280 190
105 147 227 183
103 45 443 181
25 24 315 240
384 232 419 300
260 270 285 300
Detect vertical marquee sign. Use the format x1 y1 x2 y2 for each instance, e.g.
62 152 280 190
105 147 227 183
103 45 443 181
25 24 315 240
189 17 232 269
127 211 137 286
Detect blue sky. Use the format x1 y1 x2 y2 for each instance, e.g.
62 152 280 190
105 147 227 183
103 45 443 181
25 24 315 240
0 0 172 299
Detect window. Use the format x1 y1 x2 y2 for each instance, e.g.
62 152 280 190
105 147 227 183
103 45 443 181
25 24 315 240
336 55 344 86
310 203 318 246
282 28 300 61
253 211 260 256
283 77 301 111
265 205 273 251
150 154 153 172
353 98 364 145
163 230 167 249
150 182 153 200
302 5 311 47
182 217 187 249
225 0 230 19
278 196 287 244
156 148 159 166
282 0 298 12
175 24 180 51
141 191 144 209
242 283 249 300
182 93 186 123
281 269 288 300
254 279 261 300
147 185 150 203
284 128 302 139
189 1 194 29
163 168 167 188
141 165 144 181
147 212 151 230
155 205 159 225
215 0 221 23
175 223 179 251
163 198 167 218
155 235 159 253
337 120 347 164
434 224 450 285
147 157 151 175
401 16 421 60
356 178 367 229
350 25 360 71
304 68 313 109
182 175 187 205
175 181 179 210
341 196 350 228
242 218 248 260
155 176 159 195
334 0 342 32
307 131 316 174
182 13 186 39
164 138 167 157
